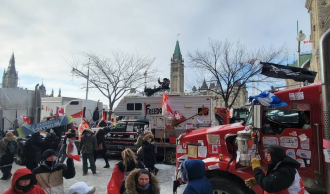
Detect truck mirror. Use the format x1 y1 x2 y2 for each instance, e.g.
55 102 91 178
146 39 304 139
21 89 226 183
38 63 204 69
253 105 261 129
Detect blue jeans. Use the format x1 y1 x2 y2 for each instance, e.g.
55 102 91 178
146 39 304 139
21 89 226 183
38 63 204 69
82 153 96 174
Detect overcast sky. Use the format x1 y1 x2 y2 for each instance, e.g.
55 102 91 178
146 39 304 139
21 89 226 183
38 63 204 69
0 1 311 108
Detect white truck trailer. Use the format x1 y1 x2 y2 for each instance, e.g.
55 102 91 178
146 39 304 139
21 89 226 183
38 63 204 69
41 97 103 126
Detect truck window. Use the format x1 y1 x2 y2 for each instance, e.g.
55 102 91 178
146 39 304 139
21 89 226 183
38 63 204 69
135 103 142 110
127 103 134 110
262 108 311 135
198 107 209 115
70 101 79 105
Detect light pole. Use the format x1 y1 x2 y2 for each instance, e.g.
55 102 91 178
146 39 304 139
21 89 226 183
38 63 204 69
296 30 306 68
71 58 90 100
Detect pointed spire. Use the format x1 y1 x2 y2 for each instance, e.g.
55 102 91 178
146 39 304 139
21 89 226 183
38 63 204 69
173 41 182 58
200 78 208 90
58 88 61 97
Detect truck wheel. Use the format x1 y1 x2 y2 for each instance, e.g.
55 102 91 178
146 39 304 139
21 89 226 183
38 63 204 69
165 149 176 165
15 141 25 165
210 177 252 194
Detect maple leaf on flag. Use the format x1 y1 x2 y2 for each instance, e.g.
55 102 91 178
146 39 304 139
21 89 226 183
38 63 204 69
174 111 186 122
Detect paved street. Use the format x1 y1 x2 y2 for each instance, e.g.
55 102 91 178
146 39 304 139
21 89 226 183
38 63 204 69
0 154 186 194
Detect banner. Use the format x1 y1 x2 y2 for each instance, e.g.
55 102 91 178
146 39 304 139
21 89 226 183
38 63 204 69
16 115 73 137
260 62 317 83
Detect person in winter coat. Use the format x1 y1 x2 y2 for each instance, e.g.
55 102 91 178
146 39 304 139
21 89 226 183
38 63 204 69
135 129 145 162
33 149 75 194
118 148 145 194
0 132 17 180
94 127 110 168
245 145 308 194
60 129 76 163
180 159 212 194
4 168 45 194
92 107 99 127
123 169 160 194
68 182 96 194
78 128 97 175
23 132 44 171
141 133 158 175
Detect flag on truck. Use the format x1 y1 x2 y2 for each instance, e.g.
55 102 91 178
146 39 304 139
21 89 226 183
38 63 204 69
70 110 83 118
260 62 317 83
174 111 186 122
249 90 288 107
20 115 31 124
56 107 65 118
162 92 173 119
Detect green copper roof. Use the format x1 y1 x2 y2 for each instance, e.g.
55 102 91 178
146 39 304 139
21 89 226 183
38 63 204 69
173 41 182 57
289 53 312 69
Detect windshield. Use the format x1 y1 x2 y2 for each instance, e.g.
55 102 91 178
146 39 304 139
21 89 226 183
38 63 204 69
245 111 253 126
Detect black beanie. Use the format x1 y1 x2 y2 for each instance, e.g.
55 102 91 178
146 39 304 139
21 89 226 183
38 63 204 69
42 149 56 160
267 145 286 163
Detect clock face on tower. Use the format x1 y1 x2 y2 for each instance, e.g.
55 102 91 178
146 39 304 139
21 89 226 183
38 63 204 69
174 58 178 62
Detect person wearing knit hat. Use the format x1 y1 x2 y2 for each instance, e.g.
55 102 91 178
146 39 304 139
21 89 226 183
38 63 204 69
33 149 76 194
0 131 17 180
245 145 308 193
68 182 96 194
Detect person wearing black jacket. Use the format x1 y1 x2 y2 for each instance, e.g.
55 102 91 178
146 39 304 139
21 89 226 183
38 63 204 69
23 133 45 171
142 133 158 175
245 145 308 193
33 149 75 194
92 107 100 127
94 128 109 168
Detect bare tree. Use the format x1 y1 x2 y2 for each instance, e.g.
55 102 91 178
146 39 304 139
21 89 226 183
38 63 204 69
188 39 287 108
69 52 156 113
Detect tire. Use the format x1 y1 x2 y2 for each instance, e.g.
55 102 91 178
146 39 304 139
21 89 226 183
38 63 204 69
15 141 25 165
210 177 253 194
165 149 176 165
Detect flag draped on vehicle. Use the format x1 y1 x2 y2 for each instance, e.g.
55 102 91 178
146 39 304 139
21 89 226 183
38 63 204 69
162 92 173 119
249 91 288 107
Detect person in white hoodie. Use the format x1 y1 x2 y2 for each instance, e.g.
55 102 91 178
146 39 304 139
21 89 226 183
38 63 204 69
69 182 96 194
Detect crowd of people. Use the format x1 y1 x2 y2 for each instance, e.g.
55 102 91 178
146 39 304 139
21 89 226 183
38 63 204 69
0 115 308 194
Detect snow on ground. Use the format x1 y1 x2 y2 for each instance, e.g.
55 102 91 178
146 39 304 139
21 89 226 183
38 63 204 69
0 154 186 194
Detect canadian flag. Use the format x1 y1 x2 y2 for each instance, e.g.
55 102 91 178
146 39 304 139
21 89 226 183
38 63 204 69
20 115 31 124
174 111 186 122
56 107 65 118
70 110 83 118
162 93 173 119
66 138 81 161
45 106 52 112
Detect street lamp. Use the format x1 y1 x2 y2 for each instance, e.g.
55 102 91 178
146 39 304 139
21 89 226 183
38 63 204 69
296 30 306 68
71 58 90 100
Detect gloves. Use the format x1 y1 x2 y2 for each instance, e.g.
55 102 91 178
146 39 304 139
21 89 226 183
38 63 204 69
66 158 74 166
251 158 261 170
245 177 257 189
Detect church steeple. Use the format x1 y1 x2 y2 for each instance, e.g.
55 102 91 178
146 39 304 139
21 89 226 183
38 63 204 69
2 53 18 88
173 41 182 58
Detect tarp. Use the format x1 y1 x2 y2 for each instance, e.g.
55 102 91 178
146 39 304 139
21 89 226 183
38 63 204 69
260 62 317 83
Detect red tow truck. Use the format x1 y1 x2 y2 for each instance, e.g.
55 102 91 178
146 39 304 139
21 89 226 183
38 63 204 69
173 29 330 194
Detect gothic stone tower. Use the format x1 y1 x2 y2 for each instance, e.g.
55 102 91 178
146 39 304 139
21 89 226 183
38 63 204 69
2 53 18 88
170 41 184 95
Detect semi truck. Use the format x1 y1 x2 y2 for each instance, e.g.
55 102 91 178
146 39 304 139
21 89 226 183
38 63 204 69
173 29 330 194
112 95 216 164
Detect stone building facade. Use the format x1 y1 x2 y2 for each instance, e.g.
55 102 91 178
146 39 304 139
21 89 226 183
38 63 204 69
200 79 248 108
2 53 18 88
305 0 330 81
170 41 184 95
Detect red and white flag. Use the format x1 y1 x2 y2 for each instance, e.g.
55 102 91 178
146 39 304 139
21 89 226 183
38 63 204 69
45 106 52 112
56 107 65 118
162 93 173 119
20 115 31 124
70 110 83 118
174 111 186 122
143 70 147 76
66 139 81 161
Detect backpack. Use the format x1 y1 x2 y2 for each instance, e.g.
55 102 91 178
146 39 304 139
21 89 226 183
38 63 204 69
6 141 17 155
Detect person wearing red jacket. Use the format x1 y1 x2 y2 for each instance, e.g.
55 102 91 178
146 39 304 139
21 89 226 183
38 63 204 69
4 168 45 194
